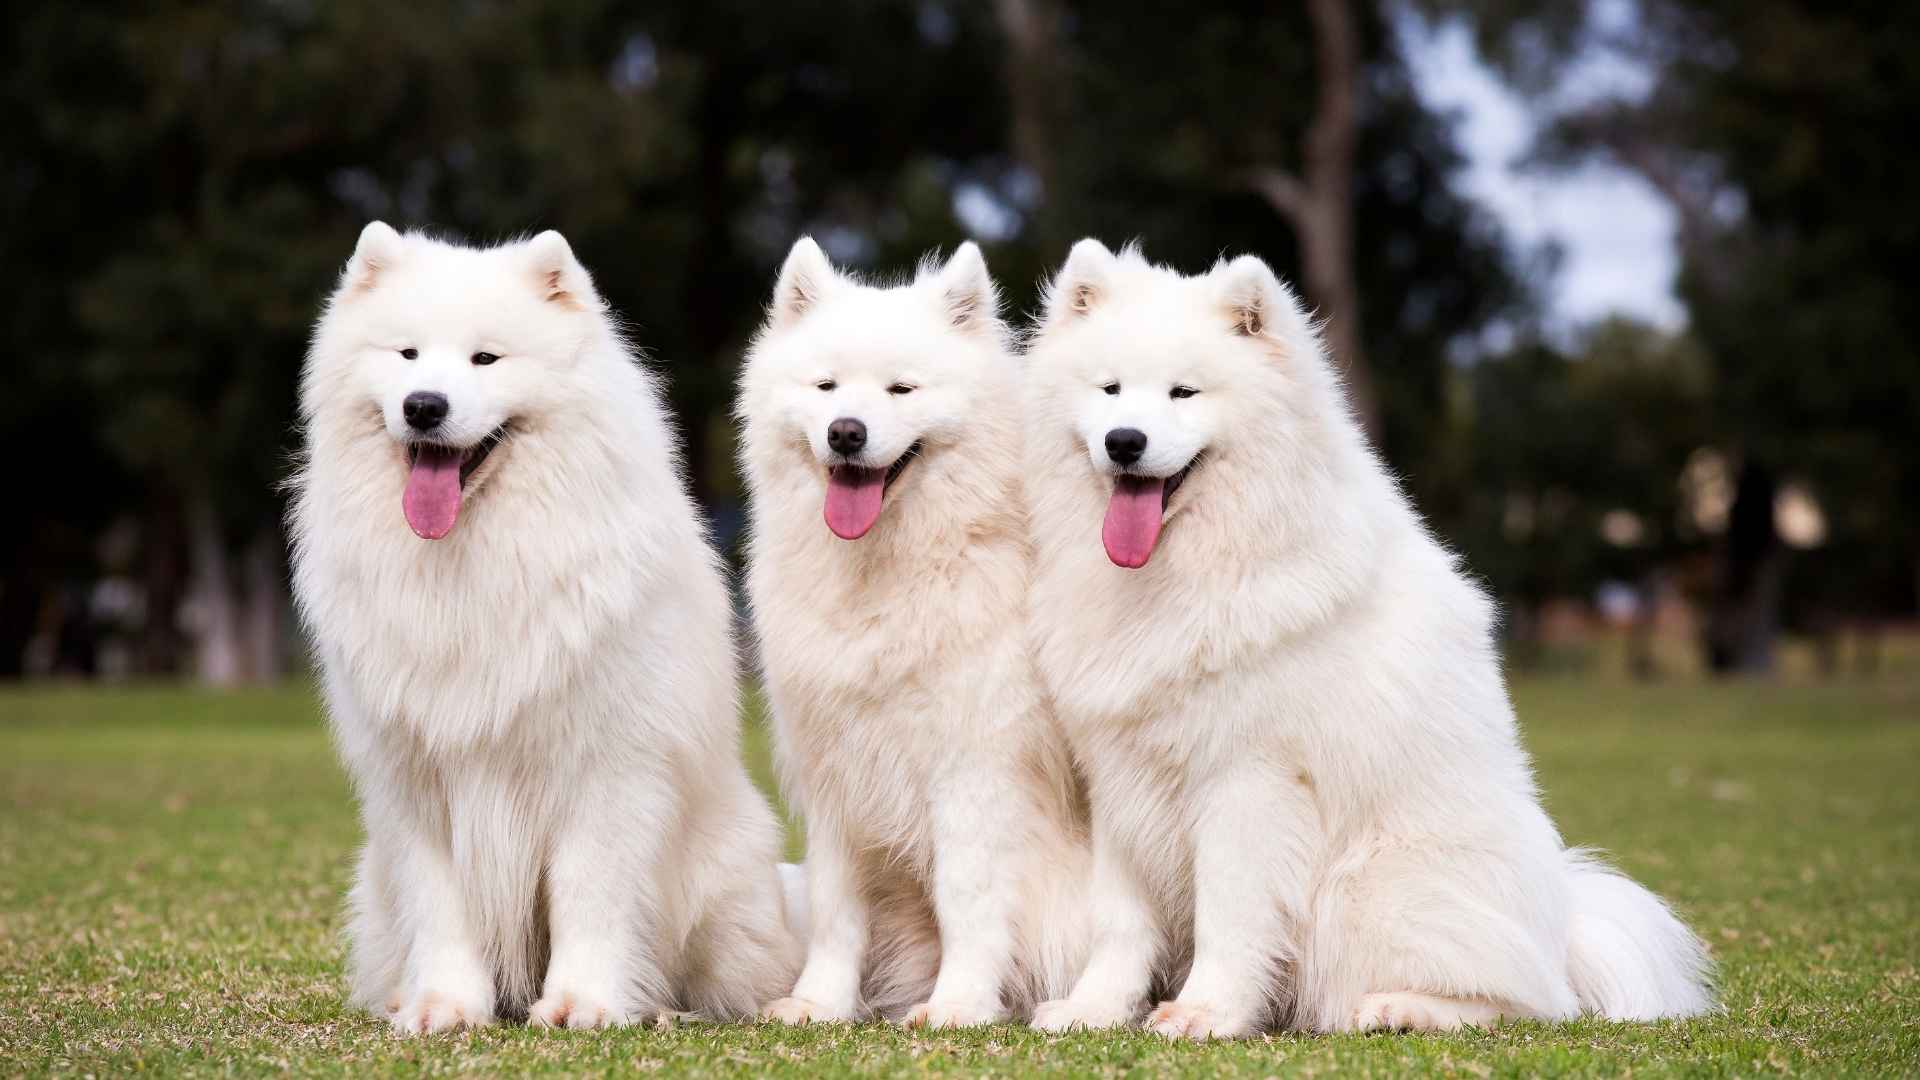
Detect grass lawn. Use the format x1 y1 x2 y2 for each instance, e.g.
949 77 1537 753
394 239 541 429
1 676 1916 1077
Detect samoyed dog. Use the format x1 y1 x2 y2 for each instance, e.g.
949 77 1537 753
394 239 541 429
736 238 1091 1027
1021 240 1712 1038
289 223 800 1034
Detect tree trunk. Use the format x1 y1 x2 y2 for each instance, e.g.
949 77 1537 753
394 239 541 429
188 499 244 687
242 525 287 682
1247 0 1381 444
1627 571 1661 681
1704 458 1781 675
0 556 38 679
1507 596 1545 671
1296 186 1377 443
185 510 291 686
681 37 749 513
1854 620 1881 677
994 0 1065 213
140 491 190 677
1812 621 1839 679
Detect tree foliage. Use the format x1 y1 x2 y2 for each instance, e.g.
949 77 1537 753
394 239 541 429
0 0 1589 679
1456 0 1920 667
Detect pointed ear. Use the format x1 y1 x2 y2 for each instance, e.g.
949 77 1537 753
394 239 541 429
1214 254 1296 339
527 230 595 310
770 236 837 327
343 221 403 293
930 241 997 332
1044 238 1117 325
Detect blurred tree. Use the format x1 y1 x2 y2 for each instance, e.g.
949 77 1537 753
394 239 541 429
0 0 1016 679
993 0 1067 243
1 0 1525 681
1020 0 1524 508
1456 319 1710 669
1457 0 1920 673
1245 0 1380 442
0 5 147 675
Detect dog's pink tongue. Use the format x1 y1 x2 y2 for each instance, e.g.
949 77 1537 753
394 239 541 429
402 446 463 540
824 466 885 540
1102 476 1166 569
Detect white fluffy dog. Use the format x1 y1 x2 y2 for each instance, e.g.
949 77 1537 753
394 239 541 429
289 223 799 1034
1021 240 1713 1038
737 238 1091 1027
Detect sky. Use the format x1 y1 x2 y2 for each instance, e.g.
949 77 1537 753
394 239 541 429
1398 10 1687 332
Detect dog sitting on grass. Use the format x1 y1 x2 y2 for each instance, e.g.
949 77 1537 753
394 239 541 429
1020 240 1713 1037
290 223 801 1034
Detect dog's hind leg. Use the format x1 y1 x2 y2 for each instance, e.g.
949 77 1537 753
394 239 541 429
1350 991 1516 1032
344 838 407 1018
681 865 802 1020
1296 842 1578 1033
677 779 804 1020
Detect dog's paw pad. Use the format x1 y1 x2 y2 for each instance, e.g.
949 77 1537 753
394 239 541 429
530 990 629 1030
1145 1000 1248 1040
390 990 492 1036
901 999 1003 1029
1032 998 1136 1033
761 996 848 1025
1354 991 1436 1032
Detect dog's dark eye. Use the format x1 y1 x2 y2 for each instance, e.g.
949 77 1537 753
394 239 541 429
1170 385 1198 400
816 379 837 392
1101 382 1120 396
471 352 500 366
399 348 418 360
888 383 915 396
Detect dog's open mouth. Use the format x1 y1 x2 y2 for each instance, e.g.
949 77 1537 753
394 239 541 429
823 441 922 541
402 425 508 541
1101 456 1198 570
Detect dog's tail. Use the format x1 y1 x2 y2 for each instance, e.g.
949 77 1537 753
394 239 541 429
1563 849 1714 1019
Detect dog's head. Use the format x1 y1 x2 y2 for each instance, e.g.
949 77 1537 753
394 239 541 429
1026 239 1323 569
306 223 604 541
738 237 1007 541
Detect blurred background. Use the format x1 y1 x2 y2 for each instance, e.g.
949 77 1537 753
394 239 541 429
4 0 1915 686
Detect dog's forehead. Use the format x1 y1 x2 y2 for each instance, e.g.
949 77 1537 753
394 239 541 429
395 248 526 301
824 281 938 330
360 255 545 336
1067 310 1219 372
791 292 954 371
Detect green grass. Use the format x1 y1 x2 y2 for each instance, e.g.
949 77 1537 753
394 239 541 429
2 678 1916 1077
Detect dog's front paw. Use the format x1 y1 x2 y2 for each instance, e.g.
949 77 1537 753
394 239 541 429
390 988 494 1036
1031 997 1139 1033
529 988 631 1031
901 998 1004 1029
1145 1000 1256 1040
761 995 854 1025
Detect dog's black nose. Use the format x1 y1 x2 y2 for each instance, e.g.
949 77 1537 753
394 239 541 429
826 417 868 456
403 391 449 431
1105 427 1148 466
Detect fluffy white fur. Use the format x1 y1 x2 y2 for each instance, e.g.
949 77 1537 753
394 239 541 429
289 222 800 1035
1020 240 1713 1038
737 238 1092 1027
